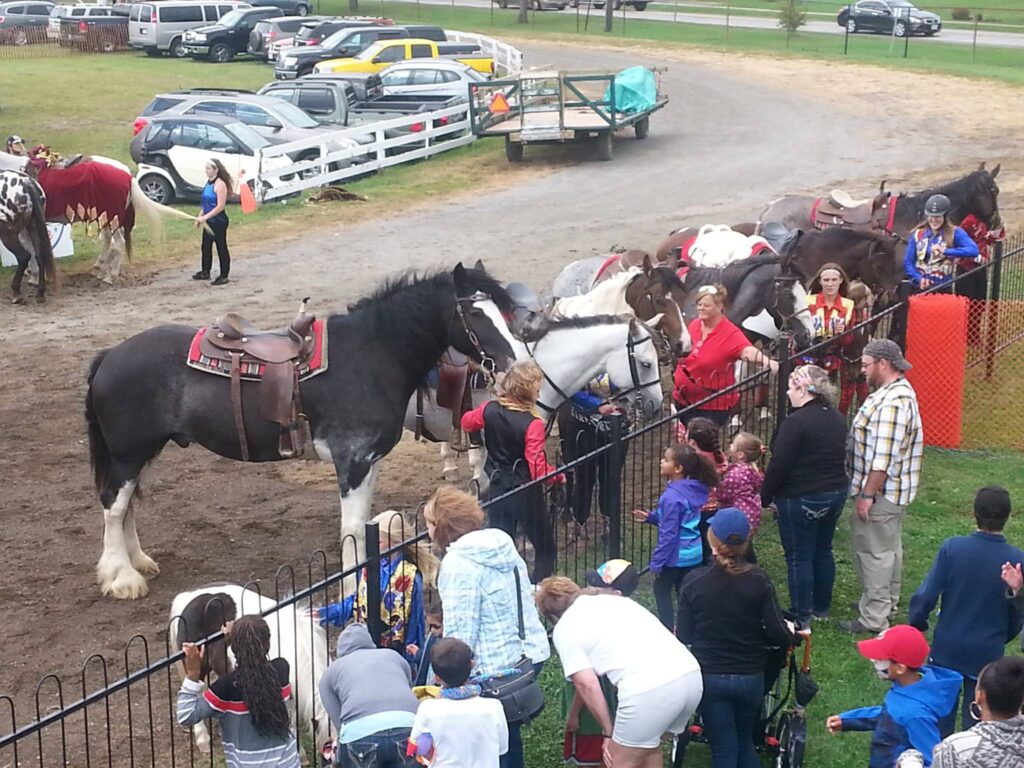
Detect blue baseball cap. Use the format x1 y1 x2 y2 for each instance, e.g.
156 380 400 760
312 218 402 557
709 507 750 546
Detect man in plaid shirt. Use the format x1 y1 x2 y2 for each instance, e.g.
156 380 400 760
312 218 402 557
841 339 923 635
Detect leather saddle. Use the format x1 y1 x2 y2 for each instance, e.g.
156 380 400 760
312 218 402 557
814 190 891 230
416 348 482 450
760 221 802 256
200 301 317 460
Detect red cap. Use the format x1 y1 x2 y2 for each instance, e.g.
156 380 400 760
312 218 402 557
857 625 930 669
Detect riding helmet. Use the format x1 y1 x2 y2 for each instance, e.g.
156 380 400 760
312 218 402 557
7 135 24 147
924 194 951 217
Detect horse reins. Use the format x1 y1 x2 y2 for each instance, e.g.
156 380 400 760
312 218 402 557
451 291 499 377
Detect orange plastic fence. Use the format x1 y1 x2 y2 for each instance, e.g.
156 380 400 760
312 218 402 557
905 294 968 449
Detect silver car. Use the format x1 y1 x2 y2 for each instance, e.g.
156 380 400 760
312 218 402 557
378 59 488 101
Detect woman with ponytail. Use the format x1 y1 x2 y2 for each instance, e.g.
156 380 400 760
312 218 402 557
676 509 798 768
178 615 298 767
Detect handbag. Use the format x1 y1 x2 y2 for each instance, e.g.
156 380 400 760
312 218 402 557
474 569 546 725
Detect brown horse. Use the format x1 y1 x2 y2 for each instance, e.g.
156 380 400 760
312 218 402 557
758 163 1002 239
787 227 903 303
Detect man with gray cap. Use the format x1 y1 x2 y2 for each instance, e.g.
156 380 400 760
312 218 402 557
840 339 923 635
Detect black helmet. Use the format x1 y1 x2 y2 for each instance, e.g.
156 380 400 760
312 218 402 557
6 135 24 147
924 194 951 217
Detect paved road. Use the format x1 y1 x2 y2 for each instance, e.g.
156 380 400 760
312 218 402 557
427 0 1024 49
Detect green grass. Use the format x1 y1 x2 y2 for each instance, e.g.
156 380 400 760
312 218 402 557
522 447 1024 766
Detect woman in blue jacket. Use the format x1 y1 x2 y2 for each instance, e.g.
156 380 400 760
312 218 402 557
904 194 980 292
631 443 720 629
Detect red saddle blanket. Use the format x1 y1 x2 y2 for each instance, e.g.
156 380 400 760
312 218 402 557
37 162 135 232
186 319 329 381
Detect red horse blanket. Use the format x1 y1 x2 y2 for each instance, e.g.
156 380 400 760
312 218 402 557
37 162 134 232
186 320 330 381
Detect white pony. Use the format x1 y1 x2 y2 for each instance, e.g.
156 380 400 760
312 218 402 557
169 583 331 756
404 315 665 486
688 224 773 268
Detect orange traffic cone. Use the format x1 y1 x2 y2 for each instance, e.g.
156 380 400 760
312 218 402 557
238 170 258 214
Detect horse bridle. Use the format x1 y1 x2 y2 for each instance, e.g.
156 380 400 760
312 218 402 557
452 291 499 375
771 276 812 336
628 275 677 361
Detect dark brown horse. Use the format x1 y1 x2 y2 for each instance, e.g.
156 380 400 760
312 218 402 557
759 164 1002 239
787 228 903 302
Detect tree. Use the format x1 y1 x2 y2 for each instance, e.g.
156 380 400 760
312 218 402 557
518 0 528 24
349 0 359 11
778 0 806 46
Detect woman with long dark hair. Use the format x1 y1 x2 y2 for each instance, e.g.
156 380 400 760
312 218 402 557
178 615 298 767
903 194 979 292
193 158 232 286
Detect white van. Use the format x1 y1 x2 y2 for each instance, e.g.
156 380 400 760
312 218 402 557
128 0 248 58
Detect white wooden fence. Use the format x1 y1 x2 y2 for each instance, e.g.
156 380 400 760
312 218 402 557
255 31 522 203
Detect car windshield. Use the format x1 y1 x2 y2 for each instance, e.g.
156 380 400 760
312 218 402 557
265 100 320 127
218 9 245 27
226 121 270 149
320 29 355 47
886 0 917 8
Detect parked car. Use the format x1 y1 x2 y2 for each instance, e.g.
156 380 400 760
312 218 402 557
181 5 282 61
297 71 384 102
131 114 294 204
314 39 493 76
48 3 112 41
567 0 648 9
290 16 390 47
58 6 128 51
247 0 311 16
0 1 55 45
379 59 487 100
128 1 249 58
497 0 567 9
247 14 322 60
837 0 941 36
274 24 444 79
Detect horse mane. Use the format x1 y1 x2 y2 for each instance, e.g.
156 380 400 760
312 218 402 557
521 313 627 342
721 254 783 283
646 266 687 293
348 268 514 316
905 168 997 219
808 226 895 254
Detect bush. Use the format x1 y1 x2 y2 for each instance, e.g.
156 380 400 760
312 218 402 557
951 7 971 21
778 0 806 36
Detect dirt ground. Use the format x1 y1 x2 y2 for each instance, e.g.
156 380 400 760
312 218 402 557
2 39 1023 724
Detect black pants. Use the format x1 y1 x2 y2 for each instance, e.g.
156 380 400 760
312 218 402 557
558 409 624 525
487 482 555 582
654 565 697 629
201 215 230 277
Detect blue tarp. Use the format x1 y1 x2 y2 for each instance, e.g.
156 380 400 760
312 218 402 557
604 66 656 114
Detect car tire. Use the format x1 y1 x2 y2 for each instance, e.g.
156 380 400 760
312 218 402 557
634 116 649 140
894 21 907 37
594 131 613 161
846 18 857 33
569 0 578 7
296 3 310 15
139 174 174 205
498 0 508 7
505 137 523 163
144 47 163 57
169 38 186 58
534 0 543 9
210 42 233 63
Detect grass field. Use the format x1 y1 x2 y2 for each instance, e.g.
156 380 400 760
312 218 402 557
521 447 1024 766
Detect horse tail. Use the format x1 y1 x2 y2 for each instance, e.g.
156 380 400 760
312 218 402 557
86 350 112 494
128 177 194 247
124 227 133 262
24 177 58 289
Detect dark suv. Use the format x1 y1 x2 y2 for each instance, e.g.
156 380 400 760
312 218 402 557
180 6 283 62
291 16 390 47
274 25 446 79
247 14 322 60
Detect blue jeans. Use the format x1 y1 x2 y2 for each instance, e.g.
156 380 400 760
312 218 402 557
499 661 545 768
700 673 764 768
336 727 414 768
775 491 847 625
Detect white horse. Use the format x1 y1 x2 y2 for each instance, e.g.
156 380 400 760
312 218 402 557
404 315 665 485
551 267 642 318
169 583 331 756
688 224 773 268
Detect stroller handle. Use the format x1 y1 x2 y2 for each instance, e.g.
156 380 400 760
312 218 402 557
800 634 813 673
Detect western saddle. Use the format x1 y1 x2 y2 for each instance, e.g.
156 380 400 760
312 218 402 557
814 189 891 231
200 300 317 461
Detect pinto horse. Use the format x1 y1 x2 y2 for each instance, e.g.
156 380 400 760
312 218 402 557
86 266 518 599
758 163 1002 240
0 169 56 303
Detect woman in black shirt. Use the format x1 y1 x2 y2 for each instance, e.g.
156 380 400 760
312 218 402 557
677 508 796 768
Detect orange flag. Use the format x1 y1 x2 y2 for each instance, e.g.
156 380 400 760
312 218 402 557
238 170 258 214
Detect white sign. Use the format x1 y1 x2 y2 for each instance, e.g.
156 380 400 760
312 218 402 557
0 223 74 267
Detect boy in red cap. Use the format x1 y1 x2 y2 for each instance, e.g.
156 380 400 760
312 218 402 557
826 625 961 767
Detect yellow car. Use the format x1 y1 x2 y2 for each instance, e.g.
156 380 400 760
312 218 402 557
314 38 495 76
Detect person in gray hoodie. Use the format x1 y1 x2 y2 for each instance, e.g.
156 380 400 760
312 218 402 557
318 623 419 768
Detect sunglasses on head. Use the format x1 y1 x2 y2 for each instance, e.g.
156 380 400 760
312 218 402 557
698 285 719 295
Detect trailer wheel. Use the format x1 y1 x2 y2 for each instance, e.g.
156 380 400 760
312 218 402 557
505 137 524 163
594 131 613 161
634 116 650 140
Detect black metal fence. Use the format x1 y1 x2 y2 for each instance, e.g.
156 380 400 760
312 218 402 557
3 232 1024 765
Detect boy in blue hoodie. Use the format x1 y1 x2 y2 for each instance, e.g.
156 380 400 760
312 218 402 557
631 443 719 629
827 625 961 768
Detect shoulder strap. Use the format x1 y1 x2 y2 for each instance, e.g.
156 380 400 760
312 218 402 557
513 568 526 644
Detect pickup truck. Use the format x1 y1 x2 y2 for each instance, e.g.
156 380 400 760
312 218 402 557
181 7 283 62
58 11 129 52
313 38 493 76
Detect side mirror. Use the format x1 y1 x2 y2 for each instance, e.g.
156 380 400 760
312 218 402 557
266 119 282 130
371 56 382 64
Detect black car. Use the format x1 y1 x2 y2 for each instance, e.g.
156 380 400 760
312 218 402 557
291 16 391 47
837 0 941 37
274 25 444 79
247 0 313 16
180 6 283 62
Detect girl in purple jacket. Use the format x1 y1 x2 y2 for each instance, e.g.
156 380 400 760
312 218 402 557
632 444 720 630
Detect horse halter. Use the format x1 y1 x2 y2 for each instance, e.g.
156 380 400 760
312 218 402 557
629 275 677 361
452 291 498 375
771 277 812 335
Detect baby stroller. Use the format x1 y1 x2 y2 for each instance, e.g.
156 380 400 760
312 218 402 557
672 635 817 768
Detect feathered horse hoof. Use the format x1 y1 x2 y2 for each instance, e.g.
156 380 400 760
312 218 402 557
11 294 25 305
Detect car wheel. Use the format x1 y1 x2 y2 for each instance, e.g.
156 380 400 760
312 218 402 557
498 0 508 7
894 21 907 37
534 0 543 9
569 0 578 6
13 28 29 46
296 3 310 15
139 174 174 205
169 38 186 58
144 47 163 57
634 1 647 9
846 18 857 33
210 42 233 63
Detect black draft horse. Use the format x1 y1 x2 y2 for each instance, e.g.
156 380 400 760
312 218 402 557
86 265 518 599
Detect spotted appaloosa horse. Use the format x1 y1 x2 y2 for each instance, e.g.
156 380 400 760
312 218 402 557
0 169 56 303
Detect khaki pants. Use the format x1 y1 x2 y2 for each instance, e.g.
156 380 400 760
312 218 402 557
851 495 906 632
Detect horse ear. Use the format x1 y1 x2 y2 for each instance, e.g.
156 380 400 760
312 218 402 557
474 258 486 272
978 162 986 171
453 262 469 291
642 253 653 274
991 163 1000 179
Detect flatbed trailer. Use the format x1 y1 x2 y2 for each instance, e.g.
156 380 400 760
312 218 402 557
468 68 668 162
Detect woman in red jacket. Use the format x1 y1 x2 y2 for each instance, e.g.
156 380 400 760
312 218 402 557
461 361 563 581
673 285 778 428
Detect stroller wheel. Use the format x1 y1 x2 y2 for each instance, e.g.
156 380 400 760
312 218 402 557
775 712 807 768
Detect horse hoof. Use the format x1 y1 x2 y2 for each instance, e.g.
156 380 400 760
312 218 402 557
131 552 160 578
11 295 25 305
98 566 150 600
34 295 46 304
